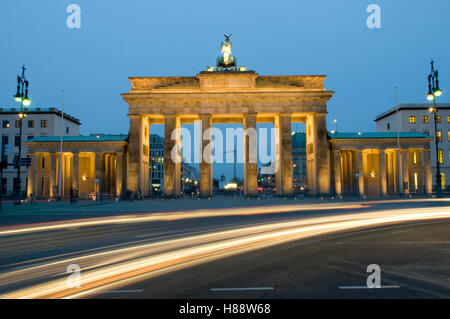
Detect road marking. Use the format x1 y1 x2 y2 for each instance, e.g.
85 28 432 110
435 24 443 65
338 285 400 289
101 289 144 293
210 287 274 291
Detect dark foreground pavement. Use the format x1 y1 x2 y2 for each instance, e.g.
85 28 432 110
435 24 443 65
94 220 450 299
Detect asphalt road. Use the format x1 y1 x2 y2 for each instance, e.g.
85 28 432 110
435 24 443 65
98 220 450 299
0 198 449 298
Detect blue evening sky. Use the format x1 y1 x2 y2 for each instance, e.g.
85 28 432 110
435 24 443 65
1 0 449 179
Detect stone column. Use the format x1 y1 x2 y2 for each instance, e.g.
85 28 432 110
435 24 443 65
100 153 106 194
356 150 364 196
33 154 38 197
333 150 342 196
95 152 103 194
36 155 43 198
116 152 124 197
408 150 415 192
416 151 424 193
72 152 79 193
401 150 410 194
379 149 387 196
243 114 258 196
275 114 293 196
199 115 213 197
127 115 150 197
306 114 330 195
49 153 57 197
423 149 432 194
164 115 182 197
41 156 49 198
27 153 35 198
106 154 112 194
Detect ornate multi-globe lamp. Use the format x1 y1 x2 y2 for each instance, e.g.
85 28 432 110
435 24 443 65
13 65 31 198
426 60 443 196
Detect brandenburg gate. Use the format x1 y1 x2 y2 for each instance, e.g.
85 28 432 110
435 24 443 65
24 37 432 200
121 36 334 198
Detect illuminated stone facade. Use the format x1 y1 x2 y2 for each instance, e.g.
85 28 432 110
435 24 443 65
121 71 334 197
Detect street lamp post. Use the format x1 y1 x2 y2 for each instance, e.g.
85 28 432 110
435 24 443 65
427 60 443 196
13 65 31 199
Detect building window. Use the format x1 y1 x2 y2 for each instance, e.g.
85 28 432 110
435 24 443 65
13 154 19 168
438 149 444 164
413 152 417 165
437 115 442 123
441 173 445 189
15 120 20 128
2 121 10 128
409 116 416 124
448 130 450 141
66 127 69 134
27 135 34 141
386 123 390 130
421 115 429 123
14 135 21 147
423 130 430 136
28 120 34 128
437 130 442 142
447 115 450 123
13 177 20 192
41 120 47 128
1 178 7 194
2 135 8 145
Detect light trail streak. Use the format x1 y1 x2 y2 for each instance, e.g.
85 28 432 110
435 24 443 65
0 206 449 299
0 203 368 236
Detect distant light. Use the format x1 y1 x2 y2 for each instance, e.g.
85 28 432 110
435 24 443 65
427 94 434 101
22 98 31 106
357 132 362 135
330 130 336 134
224 183 238 190
434 89 442 97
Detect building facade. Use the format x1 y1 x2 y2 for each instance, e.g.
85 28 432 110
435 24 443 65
292 132 307 191
25 135 127 199
1 107 80 196
330 132 432 196
149 134 164 194
22 40 435 199
375 103 450 190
